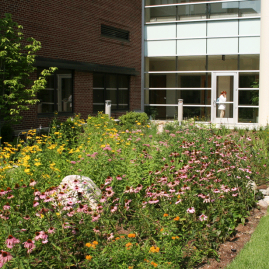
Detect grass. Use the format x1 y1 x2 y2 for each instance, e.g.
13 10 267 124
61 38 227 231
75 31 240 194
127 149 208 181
226 208 269 269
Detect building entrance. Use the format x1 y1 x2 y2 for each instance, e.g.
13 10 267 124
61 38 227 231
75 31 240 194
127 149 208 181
212 72 238 124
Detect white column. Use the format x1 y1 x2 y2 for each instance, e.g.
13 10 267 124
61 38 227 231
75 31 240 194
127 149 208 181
259 0 269 126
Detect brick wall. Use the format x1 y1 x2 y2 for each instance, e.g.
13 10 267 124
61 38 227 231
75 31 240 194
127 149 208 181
1 0 142 130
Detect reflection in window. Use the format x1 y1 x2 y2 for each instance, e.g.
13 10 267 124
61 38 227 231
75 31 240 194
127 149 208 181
239 72 259 88
208 55 238 71
238 108 259 123
178 74 211 88
178 4 207 21
239 90 259 106
37 70 73 114
239 55 260 70
93 74 129 112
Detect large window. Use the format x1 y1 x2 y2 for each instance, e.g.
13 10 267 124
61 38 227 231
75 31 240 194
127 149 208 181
93 74 129 112
37 70 73 114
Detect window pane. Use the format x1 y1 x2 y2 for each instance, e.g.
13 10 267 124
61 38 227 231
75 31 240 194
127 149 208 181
93 105 104 112
178 74 211 88
239 0 260 17
208 55 238 71
183 107 211 121
239 72 259 88
106 89 117 106
178 4 207 21
239 55 260 70
209 2 239 19
93 89 104 103
146 6 176 22
238 108 259 123
93 74 104 88
106 75 117 88
177 90 211 105
118 90 129 110
146 0 206 5
60 78 72 112
118 75 129 88
178 56 206 71
149 74 176 88
147 57 176 71
239 90 259 106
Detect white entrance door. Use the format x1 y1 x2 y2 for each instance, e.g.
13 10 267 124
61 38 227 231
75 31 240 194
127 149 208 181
212 72 238 124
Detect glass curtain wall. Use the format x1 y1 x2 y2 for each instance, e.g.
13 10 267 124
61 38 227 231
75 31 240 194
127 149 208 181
144 0 260 122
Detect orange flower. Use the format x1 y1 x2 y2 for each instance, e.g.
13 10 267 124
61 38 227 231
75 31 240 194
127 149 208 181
115 237 120 240
172 236 176 240
163 213 169 217
174 216 180 221
85 243 92 248
128 267 134 269
92 241 98 245
120 235 125 239
149 246 160 253
126 242 132 249
160 228 164 232
128 233 136 238
86 255 92 261
151 261 158 267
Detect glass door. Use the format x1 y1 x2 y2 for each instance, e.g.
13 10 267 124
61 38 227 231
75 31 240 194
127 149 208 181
212 72 238 124
57 74 72 112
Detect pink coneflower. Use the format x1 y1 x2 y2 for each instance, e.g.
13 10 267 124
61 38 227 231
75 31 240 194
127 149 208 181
187 207 195 214
91 213 101 222
40 192 46 199
48 227 55 234
34 190 40 196
231 187 238 192
23 215 30 220
7 194 14 199
42 239 48 244
0 250 13 266
6 235 20 249
93 227 100 233
213 189 220 193
34 231 48 241
232 193 239 197
106 190 115 197
107 233 114 241
111 206 117 213
33 201 39 207
199 214 208 221
3 203 10 210
29 180 37 186
175 199 182 204
148 198 159 204
23 239 36 253
116 175 122 180
0 189 7 196
44 196 53 203
70 161 76 164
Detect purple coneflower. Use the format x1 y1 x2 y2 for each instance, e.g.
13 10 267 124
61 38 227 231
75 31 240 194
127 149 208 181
23 239 36 253
6 235 20 249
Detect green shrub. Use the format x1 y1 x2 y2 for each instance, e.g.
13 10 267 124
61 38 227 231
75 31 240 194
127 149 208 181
0 123 14 144
119 111 149 129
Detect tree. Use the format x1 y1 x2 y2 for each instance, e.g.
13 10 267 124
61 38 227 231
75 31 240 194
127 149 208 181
0 13 56 126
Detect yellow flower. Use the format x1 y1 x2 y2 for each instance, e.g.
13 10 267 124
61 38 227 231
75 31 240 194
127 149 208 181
86 255 92 261
24 169 30 173
40 214 44 219
56 212 60 216
34 162 42 166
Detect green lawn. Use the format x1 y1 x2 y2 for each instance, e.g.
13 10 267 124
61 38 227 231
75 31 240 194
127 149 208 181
226 208 269 269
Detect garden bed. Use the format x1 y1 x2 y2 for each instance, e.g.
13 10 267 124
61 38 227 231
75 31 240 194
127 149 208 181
0 114 268 268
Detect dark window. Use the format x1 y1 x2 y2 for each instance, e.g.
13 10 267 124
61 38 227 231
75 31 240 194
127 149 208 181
37 69 73 114
101 24 129 41
93 73 130 112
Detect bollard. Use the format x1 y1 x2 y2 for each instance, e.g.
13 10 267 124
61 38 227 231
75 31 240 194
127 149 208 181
105 100 111 118
178 99 183 125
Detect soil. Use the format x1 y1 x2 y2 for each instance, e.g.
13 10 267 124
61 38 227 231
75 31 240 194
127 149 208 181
198 206 268 269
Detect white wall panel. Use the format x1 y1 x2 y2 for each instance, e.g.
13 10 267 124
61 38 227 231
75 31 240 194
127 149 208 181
239 19 260 36
239 37 260 54
145 24 176 40
207 20 238 37
146 40 176 56
207 38 238 54
177 22 206 38
177 39 206 55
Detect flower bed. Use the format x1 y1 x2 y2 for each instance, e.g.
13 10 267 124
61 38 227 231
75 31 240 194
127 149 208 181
0 114 268 268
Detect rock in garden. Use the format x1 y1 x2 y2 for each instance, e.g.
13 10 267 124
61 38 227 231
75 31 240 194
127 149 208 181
56 175 101 210
257 199 268 208
263 196 269 205
258 189 269 196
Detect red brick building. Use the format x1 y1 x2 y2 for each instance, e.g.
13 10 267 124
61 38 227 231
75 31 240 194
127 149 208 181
1 0 142 129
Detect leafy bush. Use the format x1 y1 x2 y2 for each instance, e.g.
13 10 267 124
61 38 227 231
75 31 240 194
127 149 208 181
0 124 14 144
119 111 149 129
